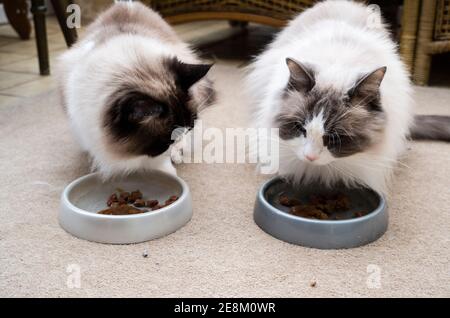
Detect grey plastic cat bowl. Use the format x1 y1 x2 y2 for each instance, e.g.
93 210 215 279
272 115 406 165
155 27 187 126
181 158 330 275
254 177 388 249
59 171 192 244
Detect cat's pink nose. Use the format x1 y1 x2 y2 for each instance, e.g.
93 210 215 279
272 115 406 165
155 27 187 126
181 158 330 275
306 154 319 162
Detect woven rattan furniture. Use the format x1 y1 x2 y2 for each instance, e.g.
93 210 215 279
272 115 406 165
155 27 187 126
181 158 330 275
148 0 315 27
400 0 421 74
411 0 450 85
149 0 447 85
401 0 450 85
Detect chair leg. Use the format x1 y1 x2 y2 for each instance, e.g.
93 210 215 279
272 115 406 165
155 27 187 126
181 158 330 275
413 0 438 86
31 0 50 76
51 0 78 47
3 0 32 40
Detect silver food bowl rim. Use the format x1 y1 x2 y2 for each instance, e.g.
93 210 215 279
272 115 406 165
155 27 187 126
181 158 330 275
61 171 190 219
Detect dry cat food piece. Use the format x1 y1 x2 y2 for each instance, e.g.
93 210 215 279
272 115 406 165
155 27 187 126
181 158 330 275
129 190 143 203
278 194 302 207
308 193 350 213
146 200 159 208
119 191 130 202
134 199 146 207
165 195 179 205
98 189 179 215
278 192 365 220
107 193 118 207
151 195 179 212
98 205 148 215
290 205 329 220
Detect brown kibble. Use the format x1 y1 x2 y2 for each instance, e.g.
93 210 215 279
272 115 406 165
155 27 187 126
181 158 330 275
146 200 159 208
334 193 350 211
310 281 317 288
279 194 291 206
165 195 179 205
119 191 130 202
290 205 329 220
98 204 144 215
107 193 118 207
129 190 143 203
134 199 146 207
279 194 302 207
100 189 179 215
282 192 358 220
309 194 325 206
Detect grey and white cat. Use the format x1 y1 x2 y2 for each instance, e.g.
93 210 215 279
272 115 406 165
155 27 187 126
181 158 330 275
58 2 214 178
247 0 450 195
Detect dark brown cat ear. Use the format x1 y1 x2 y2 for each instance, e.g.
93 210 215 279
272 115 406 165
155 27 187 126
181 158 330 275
350 66 387 101
286 57 315 93
172 60 213 91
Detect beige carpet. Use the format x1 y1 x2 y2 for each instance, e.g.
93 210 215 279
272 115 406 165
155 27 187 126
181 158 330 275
0 62 449 297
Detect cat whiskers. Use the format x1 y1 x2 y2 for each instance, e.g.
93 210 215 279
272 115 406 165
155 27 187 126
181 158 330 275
329 162 359 181
359 154 410 169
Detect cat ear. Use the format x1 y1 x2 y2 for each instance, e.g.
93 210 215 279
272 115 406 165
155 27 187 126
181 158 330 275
172 60 213 91
286 57 315 93
349 66 387 101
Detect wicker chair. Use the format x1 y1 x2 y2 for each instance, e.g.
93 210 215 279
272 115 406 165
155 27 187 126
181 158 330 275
149 1 448 86
401 0 450 85
148 0 315 27
412 0 450 85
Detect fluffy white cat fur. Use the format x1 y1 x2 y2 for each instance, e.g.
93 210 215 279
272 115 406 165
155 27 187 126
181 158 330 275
247 0 414 195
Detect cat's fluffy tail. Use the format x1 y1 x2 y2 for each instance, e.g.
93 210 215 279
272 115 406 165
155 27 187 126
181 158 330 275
410 115 450 142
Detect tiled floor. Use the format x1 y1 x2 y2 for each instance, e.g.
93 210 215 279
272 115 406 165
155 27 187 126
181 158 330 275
0 17 242 107
0 17 70 105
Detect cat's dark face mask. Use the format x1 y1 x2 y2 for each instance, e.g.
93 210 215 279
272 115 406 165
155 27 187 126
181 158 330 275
103 60 212 157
